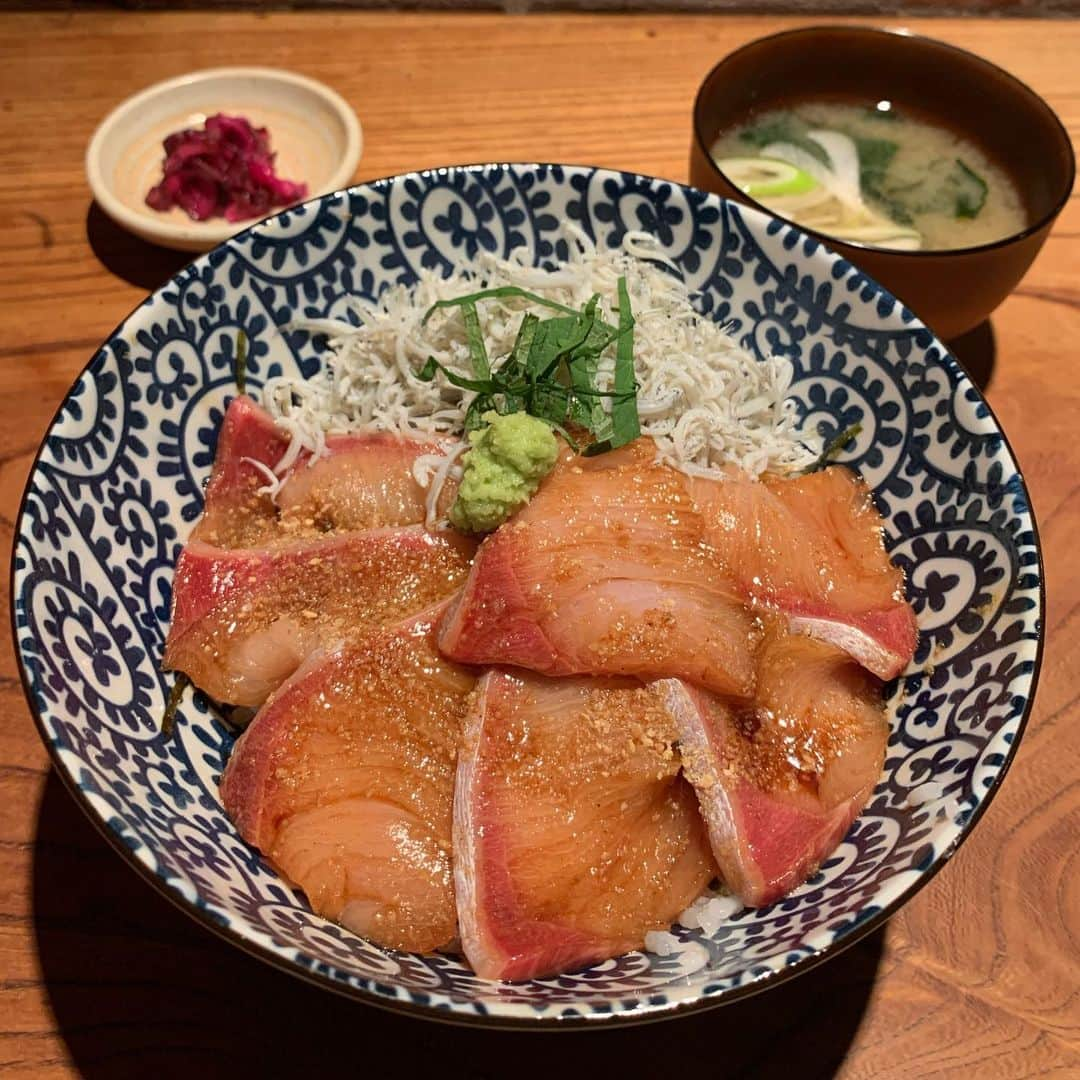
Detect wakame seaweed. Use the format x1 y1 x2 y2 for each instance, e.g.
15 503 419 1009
737 114 833 169
953 159 988 219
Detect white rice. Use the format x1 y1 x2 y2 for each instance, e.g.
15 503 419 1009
643 929 681 957
259 226 820 504
678 891 743 933
643 890 743 956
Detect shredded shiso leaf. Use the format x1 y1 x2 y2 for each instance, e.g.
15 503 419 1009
234 329 248 396
808 421 862 473
260 228 820 514
161 673 190 738
416 280 638 455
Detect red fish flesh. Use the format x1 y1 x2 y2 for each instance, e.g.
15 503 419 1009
221 610 474 952
165 527 473 706
455 669 716 981
661 625 888 907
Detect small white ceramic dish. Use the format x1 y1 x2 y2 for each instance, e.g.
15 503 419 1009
86 67 362 252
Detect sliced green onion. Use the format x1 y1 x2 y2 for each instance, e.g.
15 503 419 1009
716 156 819 199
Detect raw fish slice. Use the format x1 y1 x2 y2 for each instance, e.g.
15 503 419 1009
165 527 473 706
191 395 288 548
273 430 447 536
193 395 448 548
689 466 916 679
455 670 716 981
221 610 474 953
439 444 760 697
661 626 888 907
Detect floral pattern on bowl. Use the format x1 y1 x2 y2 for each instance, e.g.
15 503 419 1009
12 164 1042 1026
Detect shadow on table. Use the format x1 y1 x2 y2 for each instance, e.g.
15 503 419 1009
86 201 192 291
946 319 996 393
33 772 883 1079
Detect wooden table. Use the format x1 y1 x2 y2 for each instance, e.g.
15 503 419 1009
1 11 1077 1077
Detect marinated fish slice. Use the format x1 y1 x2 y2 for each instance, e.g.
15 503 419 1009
192 395 288 548
689 466 917 680
439 444 760 697
221 610 474 953
165 527 473 706
660 627 888 907
193 395 447 549
455 671 716 981
274 430 447 536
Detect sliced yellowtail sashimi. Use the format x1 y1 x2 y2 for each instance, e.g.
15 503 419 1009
440 440 915 687
192 395 451 549
439 442 761 697
164 527 473 706
688 464 917 680
455 670 717 981
221 608 474 953
191 396 288 549
660 624 888 907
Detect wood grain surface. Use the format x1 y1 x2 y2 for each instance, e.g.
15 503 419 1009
20 1 1080 17
0 11 1077 1078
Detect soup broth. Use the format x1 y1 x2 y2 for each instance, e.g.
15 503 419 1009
711 102 1027 251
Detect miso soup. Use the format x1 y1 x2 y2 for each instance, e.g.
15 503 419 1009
710 102 1027 251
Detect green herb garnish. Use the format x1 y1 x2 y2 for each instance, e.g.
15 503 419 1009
419 281 639 454
460 301 490 380
904 158 989 221
161 672 190 738
422 286 582 324
585 276 640 455
234 330 248 395
953 159 988 219
854 136 898 190
502 311 539 415
808 422 862 473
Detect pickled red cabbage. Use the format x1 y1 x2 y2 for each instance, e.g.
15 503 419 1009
145 114 308 224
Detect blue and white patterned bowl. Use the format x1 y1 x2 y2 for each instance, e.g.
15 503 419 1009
12 164 1043 1026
